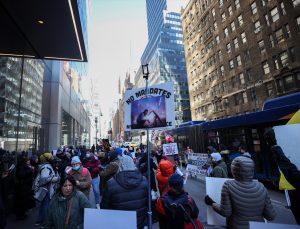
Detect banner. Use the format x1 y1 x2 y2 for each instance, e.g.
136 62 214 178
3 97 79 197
124 82 175 130
186 153 208 176
163 143 178 156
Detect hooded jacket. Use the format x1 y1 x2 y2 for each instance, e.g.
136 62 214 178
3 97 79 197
45 190 91 229
212 156 276 229
100 170 148 229
156 160 174 195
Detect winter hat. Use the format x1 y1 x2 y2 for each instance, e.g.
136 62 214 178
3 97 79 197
211 152 222 162
116 148 123 156
168 173 184 191
108 151 118 162
71 156 81 164
56 149 63 155
40 152 52 163
119 155 136 171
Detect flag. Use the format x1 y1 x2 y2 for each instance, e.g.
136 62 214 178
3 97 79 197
163 130 174 143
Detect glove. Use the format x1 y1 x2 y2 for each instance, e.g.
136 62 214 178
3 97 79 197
204 195 215 206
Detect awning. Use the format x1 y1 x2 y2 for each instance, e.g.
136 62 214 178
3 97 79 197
0 0 87 62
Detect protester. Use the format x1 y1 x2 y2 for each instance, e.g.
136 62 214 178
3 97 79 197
101 156 148 229
238 145 251 158
138 152 157 192
67 156 92 198
34 152 60 227
204 156 276 229
82 152 100 207
15 154 35 220
210 152 228 178
156 173 202 229
264 128 300 224
45 175 91 229
203 146 217 176
56 149 71 179
99 150 119 195
156 159 174 196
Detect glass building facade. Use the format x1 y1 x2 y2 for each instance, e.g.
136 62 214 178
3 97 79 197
142 1 191 126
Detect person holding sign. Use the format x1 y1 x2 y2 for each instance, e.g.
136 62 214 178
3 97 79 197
204 156 276 229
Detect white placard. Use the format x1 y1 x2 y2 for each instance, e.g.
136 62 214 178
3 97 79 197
273 123 300 170
124 82 175 130
163 143 178 155
206 177 232 226
250 221 300 229
186 153 208 176
84 208 137 229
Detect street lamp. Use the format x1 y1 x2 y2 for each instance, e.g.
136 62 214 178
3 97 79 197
95 117 98 146
142 63 152 229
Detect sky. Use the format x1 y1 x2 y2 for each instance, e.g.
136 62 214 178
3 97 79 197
88 0 148 129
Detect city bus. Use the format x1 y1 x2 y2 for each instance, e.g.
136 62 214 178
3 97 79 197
169 91 300 183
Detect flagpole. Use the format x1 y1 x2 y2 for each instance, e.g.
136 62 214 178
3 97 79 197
142 64 152 229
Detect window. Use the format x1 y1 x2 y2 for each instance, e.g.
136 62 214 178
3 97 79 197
232 76 237 88
246 69 253 82
273 56 280 69
251 2 257 14
258 40 265 53
236 55 242 66
275 28 284 43
284 24 291 38
220 0 224 7
222 81 227 92
228 6 233 16
244 49 250 61
254 20 262 33
233 37 239 49
261 0 267 6
280 51 288 67
289 47 296 62
242 92 248 103
226 43 232 53
220 65 225 76
214 22 218 31
271 7 279 23
235 0 240 9
240 73 245 84
229 59 234 69
262 61 270 74
212 8 216 19
269 34 275 47
241 32 247 43
297 16 300 30
265 14 270 26
221 13 226 22
218 50 223 60
231 21 236 31
216 35 220 44
224 27 229 37
266 82 273 97
234 94 240 105
280 2 286 15
293 0 300 7
237 15 244 26
284 75 294 91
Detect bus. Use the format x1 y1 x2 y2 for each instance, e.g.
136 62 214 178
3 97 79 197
169 92 300 183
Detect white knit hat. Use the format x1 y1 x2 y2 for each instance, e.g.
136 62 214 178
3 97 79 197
211 152 222 162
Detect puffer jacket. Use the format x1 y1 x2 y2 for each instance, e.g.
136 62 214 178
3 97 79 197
68 166 92 197
212 156 276 229
156 160 174 195
45 190 91 229
100 170 148 229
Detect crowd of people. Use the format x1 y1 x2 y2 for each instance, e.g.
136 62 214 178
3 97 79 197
0 129 299 229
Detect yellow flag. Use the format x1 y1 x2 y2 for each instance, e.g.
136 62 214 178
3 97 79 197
287 109 300 124
279 170 295 190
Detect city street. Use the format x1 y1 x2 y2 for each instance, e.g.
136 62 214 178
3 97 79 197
6 175 297 229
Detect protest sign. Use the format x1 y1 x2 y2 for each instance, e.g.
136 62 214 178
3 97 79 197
250 222 300 229
84 208 136 229
274 123 300 170
124 82 175 130
186 153 208 176
206 177 231 226
163 142 178 156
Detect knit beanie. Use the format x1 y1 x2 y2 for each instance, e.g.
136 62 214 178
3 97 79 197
211 152 222 162
71 156 81 164
168 173 183 191
116 148 123 156
40 152 52 163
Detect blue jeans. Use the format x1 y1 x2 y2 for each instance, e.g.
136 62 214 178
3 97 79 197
37 192 50 223
92 177 100 204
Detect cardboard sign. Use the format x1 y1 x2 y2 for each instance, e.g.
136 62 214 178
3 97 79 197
206 177 231 226
163 143 178 156
124 82 175 130
186 153 208 176
274 123 300 170
249 222 300 229
84 208 137 229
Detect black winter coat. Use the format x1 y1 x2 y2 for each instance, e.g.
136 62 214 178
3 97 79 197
101 170 148 229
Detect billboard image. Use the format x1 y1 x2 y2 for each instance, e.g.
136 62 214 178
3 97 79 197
131 96 166 129
124 82 175 130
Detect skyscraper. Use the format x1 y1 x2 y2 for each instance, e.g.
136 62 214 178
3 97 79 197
138 0 191 126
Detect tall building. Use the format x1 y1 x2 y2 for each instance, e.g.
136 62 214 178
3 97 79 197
182 0 300 121
137 0 191 127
